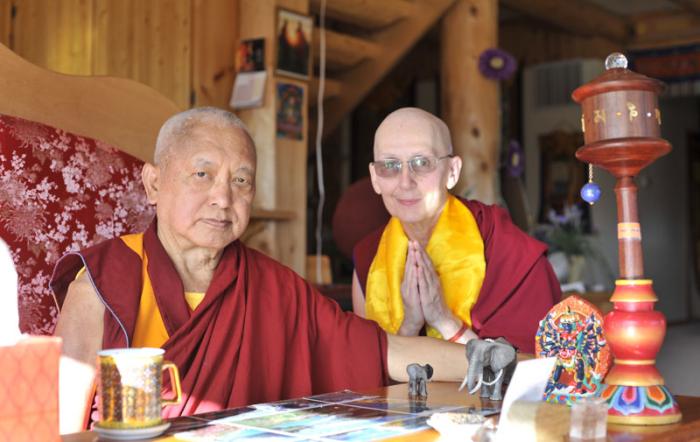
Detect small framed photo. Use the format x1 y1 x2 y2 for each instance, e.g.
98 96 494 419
236 38 265 73
276 82 304 140
276 9 312 80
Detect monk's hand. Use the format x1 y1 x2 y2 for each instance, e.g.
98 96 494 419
398 242 425 335
414 243 473 341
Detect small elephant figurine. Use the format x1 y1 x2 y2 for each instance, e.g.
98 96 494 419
460 338 516 401
406 363 433 398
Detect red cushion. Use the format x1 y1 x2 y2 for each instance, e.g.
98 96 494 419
0 114 154 334
331 177 390 260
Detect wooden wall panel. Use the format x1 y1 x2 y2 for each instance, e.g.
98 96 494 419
132 0 191 109
92 0 135 78
238 0 278 261
191 0 238 108
275 0 309 276
93 0 192 109
238 0 309 275
0 0 11 47
11 0 190 109
12 0 94 75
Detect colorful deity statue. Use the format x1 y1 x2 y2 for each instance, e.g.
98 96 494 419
536 296 612 405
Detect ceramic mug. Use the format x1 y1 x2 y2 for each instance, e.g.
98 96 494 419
96 348 182 429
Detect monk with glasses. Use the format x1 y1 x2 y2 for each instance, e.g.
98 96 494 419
352 107 561 353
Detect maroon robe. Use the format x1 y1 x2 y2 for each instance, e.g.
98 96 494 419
354 199 561 353
52 221 389 418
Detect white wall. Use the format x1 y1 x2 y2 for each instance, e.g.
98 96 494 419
523 104 584 219
523 59 603 219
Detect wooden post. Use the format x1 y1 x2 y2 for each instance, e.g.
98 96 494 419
238 0 308 275
440 0 500 204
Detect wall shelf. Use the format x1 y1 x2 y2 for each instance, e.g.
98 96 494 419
250 207 296 221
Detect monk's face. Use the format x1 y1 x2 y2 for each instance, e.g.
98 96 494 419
144 123 256 252
369 113 460 226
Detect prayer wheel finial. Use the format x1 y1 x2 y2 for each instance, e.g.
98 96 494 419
571 53 681 425
605 52 628 70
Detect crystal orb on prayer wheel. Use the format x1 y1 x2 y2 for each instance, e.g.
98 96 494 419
571 53 681 425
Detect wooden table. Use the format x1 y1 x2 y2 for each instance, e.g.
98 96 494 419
62 382 700 441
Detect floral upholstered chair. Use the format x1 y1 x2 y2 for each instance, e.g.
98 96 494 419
0 114 154 335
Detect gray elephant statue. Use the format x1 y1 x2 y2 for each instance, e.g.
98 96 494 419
406 363 433 398
459 338 516 401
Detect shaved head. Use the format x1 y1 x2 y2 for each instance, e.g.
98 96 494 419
369 107 462 232
154 107 255 167
373 107 453 158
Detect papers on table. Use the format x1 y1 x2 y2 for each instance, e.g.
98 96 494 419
171 390 494 441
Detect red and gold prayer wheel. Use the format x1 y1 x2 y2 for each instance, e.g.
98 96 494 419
571 53 681 425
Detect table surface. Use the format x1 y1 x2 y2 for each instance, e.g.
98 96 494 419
63 382 700 441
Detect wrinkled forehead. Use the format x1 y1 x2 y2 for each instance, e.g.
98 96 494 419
170 124 257 168
373 114 450 158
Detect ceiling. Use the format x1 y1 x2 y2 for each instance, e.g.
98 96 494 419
586 0 680 16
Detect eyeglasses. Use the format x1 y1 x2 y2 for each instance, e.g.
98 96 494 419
371 155 454 178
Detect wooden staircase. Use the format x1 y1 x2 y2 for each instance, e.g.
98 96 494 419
308 0 456 138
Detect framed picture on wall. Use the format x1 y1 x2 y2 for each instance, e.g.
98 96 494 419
276 82 304 140
236 38 265 73
538 130 591 229
276 9 312 80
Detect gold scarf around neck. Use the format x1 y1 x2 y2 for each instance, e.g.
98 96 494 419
365 195 486 339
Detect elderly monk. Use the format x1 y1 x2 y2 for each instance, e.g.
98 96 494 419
51 107 470 433
353 107 561 352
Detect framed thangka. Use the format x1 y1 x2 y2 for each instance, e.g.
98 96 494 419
276 82 304 140
538 130 591 230
276 9 312 80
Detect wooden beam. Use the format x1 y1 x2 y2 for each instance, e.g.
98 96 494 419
312 28 381 70
501 0 630 44
442 0 499 204
501 21 618 65
309 76 342 103
309 0 415 29
631 11 700 47
668 0 700 16
320 0 455 137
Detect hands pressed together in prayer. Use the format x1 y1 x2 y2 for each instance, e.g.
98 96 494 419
398 241 477 344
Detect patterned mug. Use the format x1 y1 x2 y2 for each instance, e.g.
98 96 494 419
96 348 182 429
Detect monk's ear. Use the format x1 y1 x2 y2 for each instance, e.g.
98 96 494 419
368 162 382 195
142 163 160 204
446 155 462 190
